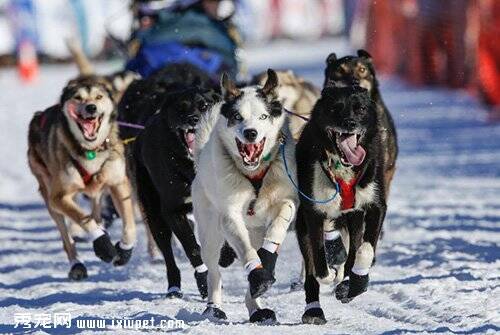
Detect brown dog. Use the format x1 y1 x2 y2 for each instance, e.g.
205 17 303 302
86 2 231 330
253 70 320 141
27 76 136 280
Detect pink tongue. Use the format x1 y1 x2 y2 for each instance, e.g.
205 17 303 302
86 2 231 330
245 144 257 159
339 134 366 166
81 119 97 138
185 132 195 151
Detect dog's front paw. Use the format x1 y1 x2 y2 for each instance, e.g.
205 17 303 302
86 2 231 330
165 286 183 299
113 242 133 266
257 247 278 275
68 262 88 280
334 279 351 303
93 233 117 263
203 305 227 321
347 272 369 299
334 273 369 303
249 308 277 324
248 267 275 299
302 306 326 325
194 270 208 299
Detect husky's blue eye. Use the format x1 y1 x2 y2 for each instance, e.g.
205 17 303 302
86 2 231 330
234 113 242 121
259 114 268 120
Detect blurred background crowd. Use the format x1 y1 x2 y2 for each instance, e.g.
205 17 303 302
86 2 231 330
0 0 499 114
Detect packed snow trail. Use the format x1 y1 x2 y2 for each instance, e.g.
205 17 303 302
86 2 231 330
0 39 499 334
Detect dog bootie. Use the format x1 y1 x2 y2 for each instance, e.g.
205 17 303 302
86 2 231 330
325 235 347 269
257 248 278 275
347 272 369 299
203 305 227 321
335 273 369 303
166 286 183 299
218 242 237 268
302 306 327 325
92 233 117 263
248 267 275 299
113 242 133 266
194 270 208 299
68 262 87 280
249 308 277 324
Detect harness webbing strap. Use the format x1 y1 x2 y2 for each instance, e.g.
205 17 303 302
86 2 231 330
244 166 270 216
71 158 94 186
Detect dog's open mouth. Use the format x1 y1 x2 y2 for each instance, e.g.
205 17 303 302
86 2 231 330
329 129 366 166
236 137 266 169
70 110 103 141
182 129 196 155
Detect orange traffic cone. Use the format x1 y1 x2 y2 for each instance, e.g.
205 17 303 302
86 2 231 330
17 40 39 83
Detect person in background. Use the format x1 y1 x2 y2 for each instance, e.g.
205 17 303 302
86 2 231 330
476 0 500 118
126 0 241 79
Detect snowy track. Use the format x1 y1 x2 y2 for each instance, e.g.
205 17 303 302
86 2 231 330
0 40 499 334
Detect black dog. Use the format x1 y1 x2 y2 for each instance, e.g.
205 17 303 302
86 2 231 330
118 63 216 141
295 86 387 325
131 84 220 299
324 50 397 198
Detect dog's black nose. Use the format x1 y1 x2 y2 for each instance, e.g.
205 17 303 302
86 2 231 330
243 128 258 142
188 115 200 127
345 119 357 129
351 78 360 86
85 104 97 114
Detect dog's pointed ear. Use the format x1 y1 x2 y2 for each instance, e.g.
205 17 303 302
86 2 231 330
326 53 337 65
357 49 372 62
220 72 241 101
262 68 278 97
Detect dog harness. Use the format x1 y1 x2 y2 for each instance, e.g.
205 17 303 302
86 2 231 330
245 166 270 216
321 152 358 210
70 139 110 186
39 112 48 129
335 177 357 210
71 158 94 186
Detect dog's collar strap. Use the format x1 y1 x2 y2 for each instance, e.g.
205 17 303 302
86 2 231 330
71 158 94 186
77 138 110 158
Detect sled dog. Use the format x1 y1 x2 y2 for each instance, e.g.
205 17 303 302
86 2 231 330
296 85 387 324
192 69 299 323
253 70 320 141
27 76 137 280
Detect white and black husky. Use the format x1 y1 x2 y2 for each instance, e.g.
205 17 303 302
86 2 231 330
192 69 299 323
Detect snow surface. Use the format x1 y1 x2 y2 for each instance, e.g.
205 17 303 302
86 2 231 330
0 39 499 334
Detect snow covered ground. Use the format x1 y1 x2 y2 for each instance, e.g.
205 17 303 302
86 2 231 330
0 39 499 334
